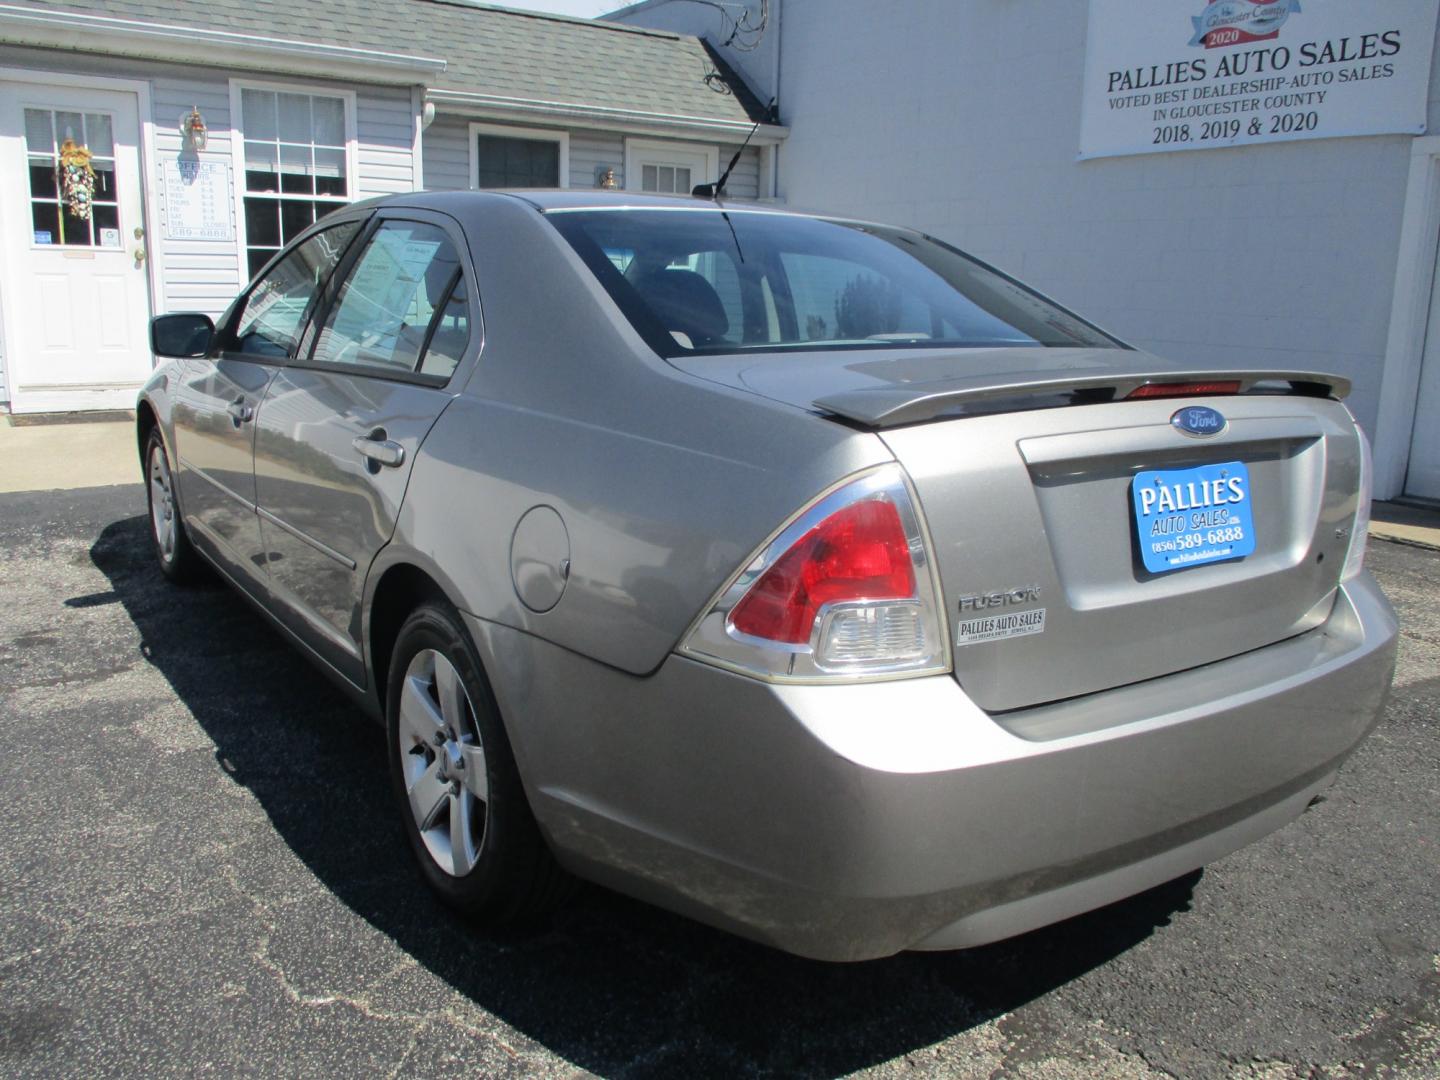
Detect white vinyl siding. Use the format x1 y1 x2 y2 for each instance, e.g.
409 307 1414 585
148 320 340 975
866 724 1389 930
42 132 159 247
570 129 625 188
356 86 419 197
421 115 472 191
150 68 243 316
716 143 760 200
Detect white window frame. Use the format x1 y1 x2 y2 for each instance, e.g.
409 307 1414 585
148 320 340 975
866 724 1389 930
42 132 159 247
623 138 719 195
228 78 359 278
468 121 569 189
21 105 125 250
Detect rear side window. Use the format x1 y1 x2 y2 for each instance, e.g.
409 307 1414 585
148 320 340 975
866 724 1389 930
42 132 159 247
231 221 361 358
548 209 1120 357
418 273 470 380
310 220 470 379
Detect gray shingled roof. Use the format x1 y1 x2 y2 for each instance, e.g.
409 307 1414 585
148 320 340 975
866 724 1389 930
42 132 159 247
24 0 769 124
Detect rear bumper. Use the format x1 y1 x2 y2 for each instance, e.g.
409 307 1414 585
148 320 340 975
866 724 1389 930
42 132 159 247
465 572 1397 961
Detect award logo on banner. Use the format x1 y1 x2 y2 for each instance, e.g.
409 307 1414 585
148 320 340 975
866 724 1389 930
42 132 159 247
1190 1 1302 50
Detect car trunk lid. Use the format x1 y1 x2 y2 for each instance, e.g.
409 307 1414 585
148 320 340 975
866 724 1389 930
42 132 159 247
671 347 1361 711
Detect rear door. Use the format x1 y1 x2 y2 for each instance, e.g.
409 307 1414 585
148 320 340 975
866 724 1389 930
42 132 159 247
172 218 364 588
251 211 476 686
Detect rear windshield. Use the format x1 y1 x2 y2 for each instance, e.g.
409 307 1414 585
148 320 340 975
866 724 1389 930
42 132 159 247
547 208 1121 357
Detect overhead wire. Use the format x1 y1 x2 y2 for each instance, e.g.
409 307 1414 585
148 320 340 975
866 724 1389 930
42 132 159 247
667 0 769 51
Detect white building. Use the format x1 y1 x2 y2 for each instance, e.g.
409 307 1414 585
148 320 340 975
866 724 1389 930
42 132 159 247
613 0 1440 502
0 0 783 415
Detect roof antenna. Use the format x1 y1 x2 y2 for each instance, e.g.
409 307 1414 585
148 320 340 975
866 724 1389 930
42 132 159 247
692 97 775 200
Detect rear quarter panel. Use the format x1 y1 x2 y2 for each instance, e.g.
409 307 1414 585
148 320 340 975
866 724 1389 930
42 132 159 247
394 196 890 676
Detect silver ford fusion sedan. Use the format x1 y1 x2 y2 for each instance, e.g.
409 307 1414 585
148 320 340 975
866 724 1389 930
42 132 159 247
138 191 1397 961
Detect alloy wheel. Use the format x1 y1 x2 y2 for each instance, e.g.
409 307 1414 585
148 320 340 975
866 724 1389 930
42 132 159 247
397 648 489 876
149 441 177 563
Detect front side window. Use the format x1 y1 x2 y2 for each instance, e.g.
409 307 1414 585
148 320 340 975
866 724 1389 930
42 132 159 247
230 221 362 358
240 87 350 277
24 108 120 248
549 209 1121 357
311 221 470 379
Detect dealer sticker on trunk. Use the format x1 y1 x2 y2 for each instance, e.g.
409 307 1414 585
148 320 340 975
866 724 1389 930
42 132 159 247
1132 460 1256 574
955 607 1047 647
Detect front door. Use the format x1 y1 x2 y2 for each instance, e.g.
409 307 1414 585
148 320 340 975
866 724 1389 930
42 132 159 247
0 81 151 412
173 217 365 591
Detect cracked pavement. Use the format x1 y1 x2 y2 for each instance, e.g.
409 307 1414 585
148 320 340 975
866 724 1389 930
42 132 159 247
0 484 1436 1079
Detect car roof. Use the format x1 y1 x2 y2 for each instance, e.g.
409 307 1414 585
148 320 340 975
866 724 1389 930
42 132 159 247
364 188 887 227
495 190 776 212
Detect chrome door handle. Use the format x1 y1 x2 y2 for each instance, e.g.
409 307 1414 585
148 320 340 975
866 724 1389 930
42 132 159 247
226 399 253 424
352 435 405 468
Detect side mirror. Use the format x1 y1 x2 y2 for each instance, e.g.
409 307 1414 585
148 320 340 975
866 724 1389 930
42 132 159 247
150 312 215 359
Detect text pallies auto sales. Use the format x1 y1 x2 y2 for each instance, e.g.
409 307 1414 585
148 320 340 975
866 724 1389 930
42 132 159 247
1107 30 1402 93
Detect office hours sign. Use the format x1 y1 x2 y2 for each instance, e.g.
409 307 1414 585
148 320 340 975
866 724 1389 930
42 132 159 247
1078 1 1439 159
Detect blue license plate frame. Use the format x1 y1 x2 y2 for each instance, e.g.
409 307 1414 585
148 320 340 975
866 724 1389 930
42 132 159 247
1132 460 1256 574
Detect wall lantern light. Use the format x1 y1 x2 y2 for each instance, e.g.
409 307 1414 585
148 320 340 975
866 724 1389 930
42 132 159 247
597 166 619 190
180 105 208 151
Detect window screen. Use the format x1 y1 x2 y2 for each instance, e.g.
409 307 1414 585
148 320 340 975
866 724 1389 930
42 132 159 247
241 87 350 278
474 134 560 188
641 163 691 195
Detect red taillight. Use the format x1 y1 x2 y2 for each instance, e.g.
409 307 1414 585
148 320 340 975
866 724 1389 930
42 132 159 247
729 499 916 644
680 464 949 681
1127 381 1241 399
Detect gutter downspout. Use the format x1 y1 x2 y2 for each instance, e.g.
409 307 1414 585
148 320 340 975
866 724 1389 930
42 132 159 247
772 0 782 118
771 0 782 199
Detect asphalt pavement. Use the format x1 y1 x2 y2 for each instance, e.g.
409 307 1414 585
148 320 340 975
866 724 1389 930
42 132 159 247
0 483 1436 1079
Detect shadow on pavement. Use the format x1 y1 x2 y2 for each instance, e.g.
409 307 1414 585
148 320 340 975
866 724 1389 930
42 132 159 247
91 513 1198 1077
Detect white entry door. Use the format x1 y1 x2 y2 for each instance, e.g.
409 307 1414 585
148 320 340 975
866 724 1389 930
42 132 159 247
0 81 152 413
625 138 719 196
1405 233 1440 500
1407 367 1440 500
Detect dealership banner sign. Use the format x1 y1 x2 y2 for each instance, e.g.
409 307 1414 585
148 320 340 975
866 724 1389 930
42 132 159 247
1079 0 1440 159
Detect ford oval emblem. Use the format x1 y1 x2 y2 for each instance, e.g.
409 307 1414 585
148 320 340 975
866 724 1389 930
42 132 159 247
1171 405 1227 438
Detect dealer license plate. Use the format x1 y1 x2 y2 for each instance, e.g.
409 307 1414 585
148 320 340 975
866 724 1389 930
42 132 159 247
1132 460 1256 574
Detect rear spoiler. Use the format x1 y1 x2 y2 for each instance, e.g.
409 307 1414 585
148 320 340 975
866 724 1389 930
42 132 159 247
813 368 1351 428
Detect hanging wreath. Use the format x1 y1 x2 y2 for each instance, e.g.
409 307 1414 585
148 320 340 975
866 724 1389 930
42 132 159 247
59 139 95 222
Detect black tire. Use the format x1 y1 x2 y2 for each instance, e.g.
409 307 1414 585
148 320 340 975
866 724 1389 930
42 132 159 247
385 601 572 923
144 427 203 583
